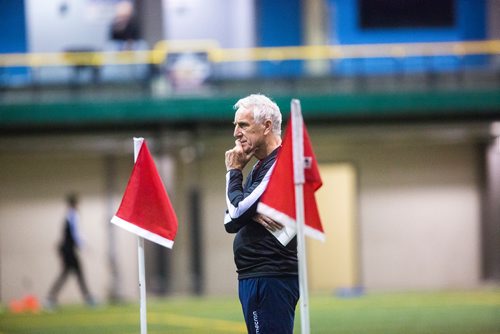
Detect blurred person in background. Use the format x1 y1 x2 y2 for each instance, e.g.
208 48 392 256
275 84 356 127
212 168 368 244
109 0 141 50
224 94 299 334
45 194 95 309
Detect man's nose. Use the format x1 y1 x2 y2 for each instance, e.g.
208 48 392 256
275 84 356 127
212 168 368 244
234 125 241 138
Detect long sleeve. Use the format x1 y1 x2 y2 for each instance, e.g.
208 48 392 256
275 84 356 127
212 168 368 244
67 209 83 248
224 165 274 233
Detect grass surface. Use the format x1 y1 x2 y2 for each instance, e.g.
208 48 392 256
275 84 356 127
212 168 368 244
1 289 499 334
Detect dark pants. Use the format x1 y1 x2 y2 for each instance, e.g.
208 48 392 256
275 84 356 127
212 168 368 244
48 246 91 302
239 276 299 334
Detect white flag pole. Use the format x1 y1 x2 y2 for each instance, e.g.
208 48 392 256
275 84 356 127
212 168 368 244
291 99 310 334
133 137 148 334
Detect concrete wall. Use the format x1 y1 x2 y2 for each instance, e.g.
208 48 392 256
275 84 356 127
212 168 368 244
0 150 138 304
0 125 485 304
162 0 255 77
483 138 500 280
312 128 482 290
488 0 500 39
190 124 484 293
26 0 114 53
163 0 254 48
0 133 237 304
198 133 242 295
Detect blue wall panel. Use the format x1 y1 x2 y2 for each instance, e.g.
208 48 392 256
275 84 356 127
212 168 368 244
0 0 29 84
256 0 302 77
329 0 487 75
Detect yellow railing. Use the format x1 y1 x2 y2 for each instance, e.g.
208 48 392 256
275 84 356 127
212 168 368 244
0 39 499 68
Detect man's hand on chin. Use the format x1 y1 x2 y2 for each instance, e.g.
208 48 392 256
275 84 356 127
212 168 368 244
225 140 254 171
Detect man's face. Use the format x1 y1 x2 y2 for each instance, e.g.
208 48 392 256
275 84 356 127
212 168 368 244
233 108 266 154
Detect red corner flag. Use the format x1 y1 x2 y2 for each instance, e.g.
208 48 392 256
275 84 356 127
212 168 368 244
111 140 178 248
257 107 324 246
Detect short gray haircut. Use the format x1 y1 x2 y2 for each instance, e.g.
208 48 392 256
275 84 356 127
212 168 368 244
234 94 282 136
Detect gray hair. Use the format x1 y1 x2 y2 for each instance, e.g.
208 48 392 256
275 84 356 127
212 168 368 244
234 94 282 135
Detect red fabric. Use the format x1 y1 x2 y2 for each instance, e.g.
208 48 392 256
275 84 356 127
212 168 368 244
115 141 178 243
259 115 324 237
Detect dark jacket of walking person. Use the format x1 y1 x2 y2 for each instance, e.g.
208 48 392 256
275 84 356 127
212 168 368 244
46 194 94 309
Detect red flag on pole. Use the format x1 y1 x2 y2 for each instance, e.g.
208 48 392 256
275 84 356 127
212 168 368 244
257 109 324 246
111 140 178 249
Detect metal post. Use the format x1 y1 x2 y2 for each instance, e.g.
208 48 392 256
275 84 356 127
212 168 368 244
134 137 148 334
291 99 310 334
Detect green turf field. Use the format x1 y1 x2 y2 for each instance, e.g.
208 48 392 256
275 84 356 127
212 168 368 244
1 289 499 334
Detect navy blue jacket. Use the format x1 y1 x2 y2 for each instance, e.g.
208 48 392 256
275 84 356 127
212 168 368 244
224 148 297 279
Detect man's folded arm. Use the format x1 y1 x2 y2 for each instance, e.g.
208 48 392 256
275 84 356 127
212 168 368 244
224 168 271 233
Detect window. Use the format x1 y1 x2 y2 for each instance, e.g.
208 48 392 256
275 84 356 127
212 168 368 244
359 0 455 29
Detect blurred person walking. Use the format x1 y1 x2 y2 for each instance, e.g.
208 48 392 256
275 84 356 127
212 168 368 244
224 94 299 334
45 194 95 309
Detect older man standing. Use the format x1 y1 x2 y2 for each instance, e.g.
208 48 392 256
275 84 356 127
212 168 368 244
224 94 299 333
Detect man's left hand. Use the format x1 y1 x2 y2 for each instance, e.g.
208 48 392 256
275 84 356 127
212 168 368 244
253 213 283 232
225 140 253 171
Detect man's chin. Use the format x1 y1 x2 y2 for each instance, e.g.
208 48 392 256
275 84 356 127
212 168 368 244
239 143 249 151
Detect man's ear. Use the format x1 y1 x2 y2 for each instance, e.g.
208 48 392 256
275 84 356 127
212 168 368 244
263 119 273 135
